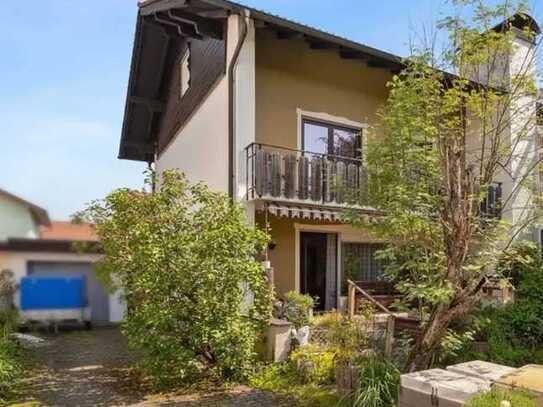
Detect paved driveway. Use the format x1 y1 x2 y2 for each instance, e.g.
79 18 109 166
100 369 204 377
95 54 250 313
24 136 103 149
19 328 286 407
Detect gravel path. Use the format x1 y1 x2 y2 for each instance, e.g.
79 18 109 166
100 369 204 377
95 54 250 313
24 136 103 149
20 328 286 407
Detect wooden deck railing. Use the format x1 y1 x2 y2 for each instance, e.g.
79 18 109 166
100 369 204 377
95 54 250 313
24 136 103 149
245 143 365 205
346 279 396 357
346 280 422 355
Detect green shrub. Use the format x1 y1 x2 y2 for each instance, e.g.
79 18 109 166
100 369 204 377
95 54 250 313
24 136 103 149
250 362 343 407
352 355 400 407
0 309 24 404
466 388 538 407
496 241 541 289
0 310 18 335
290 344 336 385
283 292 314 329
437 328 475 366
80 170 272 388
311 312 369 363
0 335 23 403
249 362 298 390
456 242 543 367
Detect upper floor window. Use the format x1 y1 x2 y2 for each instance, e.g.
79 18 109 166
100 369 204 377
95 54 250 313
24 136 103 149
180 46 190 98
302 118 361 159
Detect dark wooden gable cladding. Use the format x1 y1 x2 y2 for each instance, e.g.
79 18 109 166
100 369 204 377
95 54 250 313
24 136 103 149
119 5 226 162
156 32 226 154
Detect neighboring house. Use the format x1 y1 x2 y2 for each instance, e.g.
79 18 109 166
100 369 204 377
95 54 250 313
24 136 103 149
0 188 124 323
118 0 541 310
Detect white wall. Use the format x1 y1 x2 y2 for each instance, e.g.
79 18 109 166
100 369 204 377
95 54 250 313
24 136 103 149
0 195 40 241
234 17 256 225
506 33 538 236
0 251 125 323
156 75 230 192
157 14 249 196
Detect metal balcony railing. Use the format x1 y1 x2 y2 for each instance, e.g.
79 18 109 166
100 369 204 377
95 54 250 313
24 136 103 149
245 143 366 205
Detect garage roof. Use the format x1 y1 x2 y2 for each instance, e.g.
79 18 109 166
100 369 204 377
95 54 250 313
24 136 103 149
39 221 98 242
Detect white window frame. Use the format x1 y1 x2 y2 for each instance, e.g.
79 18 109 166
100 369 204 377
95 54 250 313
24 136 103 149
180 46 191 98
296 108 368 162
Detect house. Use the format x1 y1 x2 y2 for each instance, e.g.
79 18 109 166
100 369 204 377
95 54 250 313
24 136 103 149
118 0 541 310
0 188 125 324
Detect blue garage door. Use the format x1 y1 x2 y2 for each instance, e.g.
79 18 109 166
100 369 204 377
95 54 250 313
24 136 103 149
27 262 110 322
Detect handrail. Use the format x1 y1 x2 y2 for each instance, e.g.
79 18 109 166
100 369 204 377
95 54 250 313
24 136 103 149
347 279 396 357
245 142 363 163
245 142 366 205
346 279 395 317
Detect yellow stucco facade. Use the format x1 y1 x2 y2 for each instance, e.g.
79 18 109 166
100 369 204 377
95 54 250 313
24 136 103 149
253 29 392 298
255 28 392 149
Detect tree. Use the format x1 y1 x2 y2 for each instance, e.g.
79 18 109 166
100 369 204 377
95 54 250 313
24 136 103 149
79 170 272 387
346 0 541 371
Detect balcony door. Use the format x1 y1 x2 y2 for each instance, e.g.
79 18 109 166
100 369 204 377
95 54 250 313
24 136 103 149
302 118 361 158
300 232 337 311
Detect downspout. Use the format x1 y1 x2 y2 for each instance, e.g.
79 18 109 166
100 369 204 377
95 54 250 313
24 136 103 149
228 9 250 199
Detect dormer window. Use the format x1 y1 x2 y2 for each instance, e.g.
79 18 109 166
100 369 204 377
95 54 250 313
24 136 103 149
180 46 190 98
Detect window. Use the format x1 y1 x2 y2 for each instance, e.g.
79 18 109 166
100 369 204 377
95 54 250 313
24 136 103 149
341 243 385 294
302 118 361 158
180 46 190 98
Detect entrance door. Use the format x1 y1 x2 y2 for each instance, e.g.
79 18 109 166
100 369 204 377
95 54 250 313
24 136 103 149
300 232 328 310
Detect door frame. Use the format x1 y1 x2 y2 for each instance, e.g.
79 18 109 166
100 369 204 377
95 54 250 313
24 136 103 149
295 224 342 309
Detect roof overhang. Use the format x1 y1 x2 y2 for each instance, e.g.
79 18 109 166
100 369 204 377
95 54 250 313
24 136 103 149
0 238 102 254
120 1 540 162
119 0 407 162
492 12 541 37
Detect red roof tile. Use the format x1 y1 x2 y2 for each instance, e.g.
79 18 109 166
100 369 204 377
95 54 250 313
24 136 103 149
39 221 98 242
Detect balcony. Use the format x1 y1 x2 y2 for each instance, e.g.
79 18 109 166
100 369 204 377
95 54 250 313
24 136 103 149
245 143 365 206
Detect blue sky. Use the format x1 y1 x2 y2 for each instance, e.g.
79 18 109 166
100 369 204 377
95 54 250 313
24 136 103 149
0 1 541 219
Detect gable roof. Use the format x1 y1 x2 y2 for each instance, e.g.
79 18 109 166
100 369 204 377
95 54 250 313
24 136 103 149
120 0 541 162
120 0 407 162
0 188 50 226
492 12 541 36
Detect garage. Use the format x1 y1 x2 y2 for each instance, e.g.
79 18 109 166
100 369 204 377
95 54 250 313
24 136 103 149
27 261 110 323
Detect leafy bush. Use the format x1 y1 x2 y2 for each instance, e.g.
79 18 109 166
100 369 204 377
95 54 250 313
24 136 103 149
496 241 541 289
0 335 23 403
0 310 18 334
352 355 400 407
250 362 342 407
283 291 314 329
0 309 24 404
452 242 543 367
80 170 272 388
290 344 336 385
484 308 543 366
436 328 475 366
466 388 538 407
311 312 369 363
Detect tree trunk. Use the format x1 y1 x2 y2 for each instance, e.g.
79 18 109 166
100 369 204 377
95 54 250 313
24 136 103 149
406 305 452 372
406 292 480 372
